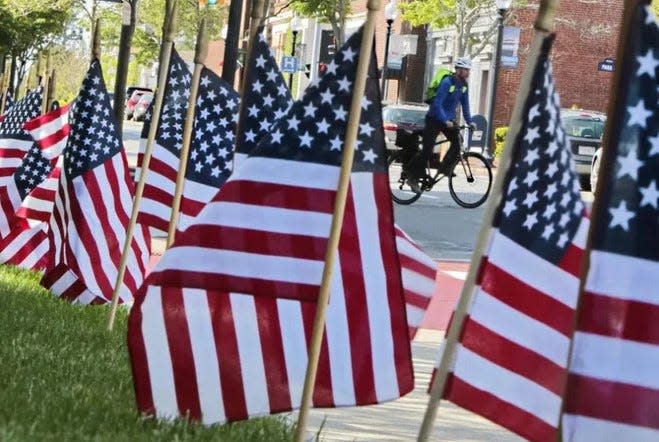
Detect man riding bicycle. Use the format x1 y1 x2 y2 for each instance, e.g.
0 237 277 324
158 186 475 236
405 57 477 193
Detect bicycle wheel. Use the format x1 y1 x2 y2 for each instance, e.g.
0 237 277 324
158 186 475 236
448 152 492 208
387 152 423 205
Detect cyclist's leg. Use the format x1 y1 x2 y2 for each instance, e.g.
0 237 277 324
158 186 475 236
439 125 461 171
407 116 441 178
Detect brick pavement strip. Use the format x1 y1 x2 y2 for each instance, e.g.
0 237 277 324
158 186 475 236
299 329 524 441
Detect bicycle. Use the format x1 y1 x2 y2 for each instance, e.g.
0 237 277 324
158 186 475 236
387 126 493 208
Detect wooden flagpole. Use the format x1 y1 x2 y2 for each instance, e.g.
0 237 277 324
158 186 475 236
293 1 381 440
107 2 178 331
41 52 52 115
91 19 101 62
555 2 644 440
156 0 174 82
416 1 560 440
165 19 208 247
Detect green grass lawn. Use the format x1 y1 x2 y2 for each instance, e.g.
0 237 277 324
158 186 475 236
0 266 295 441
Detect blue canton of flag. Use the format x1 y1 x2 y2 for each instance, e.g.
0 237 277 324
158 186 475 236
1 91 14 115
0 86 42 170
136 48 240 232
13 142 52 200
151 50 191 154
563 5 659 440
64 66 122 177
234 26 292 166
0 87 43 140
588 6 659 257
497 45 585 263
138 49 191 154
188 67 239 188
247 30 385 174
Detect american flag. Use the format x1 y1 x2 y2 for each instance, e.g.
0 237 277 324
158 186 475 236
136 48 239 232
232 28 292 168
128 28 413 424
0 105 70 270
41 60 150 305
233 29 435 337
0 219 49 270
17 104 70 223
0 87 43 187
562 5 659 440
145 28 392 302
395 225 437 338
437 35 589 442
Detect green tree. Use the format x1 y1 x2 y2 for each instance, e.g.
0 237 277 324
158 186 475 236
1 0 73 95
290 0 351 45
399 0 517 58
50 48 91 104
93 0 226 72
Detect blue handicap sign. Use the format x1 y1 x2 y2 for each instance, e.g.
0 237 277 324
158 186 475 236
281 56 298 73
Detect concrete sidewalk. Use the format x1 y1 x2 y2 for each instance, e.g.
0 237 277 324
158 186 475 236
302 329 523 441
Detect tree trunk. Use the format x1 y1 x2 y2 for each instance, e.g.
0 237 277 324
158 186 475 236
113 0 138 133
9 54 17 99
398 24 427 104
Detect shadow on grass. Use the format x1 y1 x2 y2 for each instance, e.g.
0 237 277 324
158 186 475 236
0 266 295 441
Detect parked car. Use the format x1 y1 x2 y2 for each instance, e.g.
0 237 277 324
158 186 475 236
125 87 153 119
590 147 603 193
132 93 153 122
562 108 606 190
382 103 428 151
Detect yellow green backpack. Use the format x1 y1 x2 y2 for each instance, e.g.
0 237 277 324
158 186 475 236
424 67 467 104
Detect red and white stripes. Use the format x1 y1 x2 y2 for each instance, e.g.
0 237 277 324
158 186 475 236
442 217 589 442
44 153 150 304
562 251 659 440
394 225 437 339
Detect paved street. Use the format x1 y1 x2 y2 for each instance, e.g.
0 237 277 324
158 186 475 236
123 120 143 169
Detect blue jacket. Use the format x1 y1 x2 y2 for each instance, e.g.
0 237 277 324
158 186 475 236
429 74 472 125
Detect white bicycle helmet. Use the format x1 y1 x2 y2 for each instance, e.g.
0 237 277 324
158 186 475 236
454 57 472 69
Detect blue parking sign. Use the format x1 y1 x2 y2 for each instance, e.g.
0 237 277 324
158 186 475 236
281 56 298 73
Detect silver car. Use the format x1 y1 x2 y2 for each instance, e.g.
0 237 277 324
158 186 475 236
562 109 606 190
382 103 428 152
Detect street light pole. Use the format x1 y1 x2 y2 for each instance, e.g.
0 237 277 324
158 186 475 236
288 16 301 91
222 0 244 88
382 0 398 100
484 0 512 160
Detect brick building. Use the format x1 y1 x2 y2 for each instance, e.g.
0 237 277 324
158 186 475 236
205 0 623 136
494 0 624 131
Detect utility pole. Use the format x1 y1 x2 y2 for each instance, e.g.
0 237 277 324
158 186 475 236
222 0 244 87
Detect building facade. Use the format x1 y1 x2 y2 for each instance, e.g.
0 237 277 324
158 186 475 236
204 0 623 140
